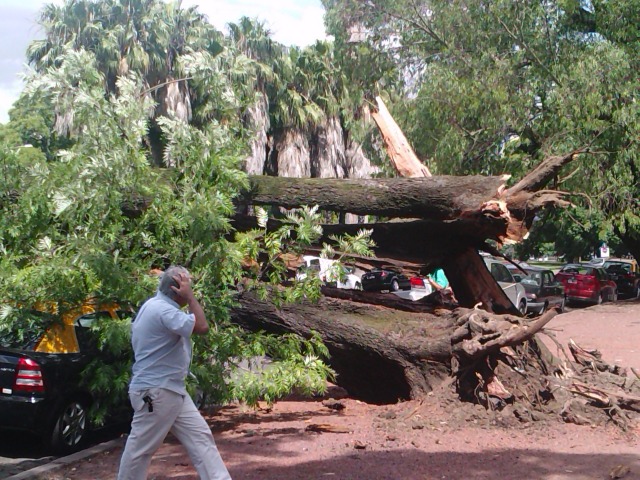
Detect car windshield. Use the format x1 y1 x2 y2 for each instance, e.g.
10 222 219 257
521 271 541 286
560 266 595 275
0 308 57 350
604 262 631 274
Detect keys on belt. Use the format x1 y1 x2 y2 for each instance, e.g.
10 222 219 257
142 395 154 413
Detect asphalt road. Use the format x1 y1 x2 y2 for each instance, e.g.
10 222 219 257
0 424 127 478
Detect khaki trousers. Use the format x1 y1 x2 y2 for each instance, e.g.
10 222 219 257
117 388 231 480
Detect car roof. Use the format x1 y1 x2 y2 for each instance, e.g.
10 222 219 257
604 258 636 264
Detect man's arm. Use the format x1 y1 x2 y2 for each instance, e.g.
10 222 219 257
172 273 209 335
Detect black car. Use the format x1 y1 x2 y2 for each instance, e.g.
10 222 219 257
603 259 640 298
0 303 134 454
361 267 411 292
508 265 565 315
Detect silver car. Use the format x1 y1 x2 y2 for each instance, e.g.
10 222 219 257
483 257 528 314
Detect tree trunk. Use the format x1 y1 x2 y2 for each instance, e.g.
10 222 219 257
230 290 557 404
230 291 455 403
241 175 510 221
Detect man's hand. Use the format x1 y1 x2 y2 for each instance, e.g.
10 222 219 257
172 272 209 335
171 272 194 302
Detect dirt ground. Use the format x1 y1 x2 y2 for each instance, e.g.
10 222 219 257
45 300 640 480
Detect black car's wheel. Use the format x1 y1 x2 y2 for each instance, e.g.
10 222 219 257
390 279 400 292
610 290 618 302
50 399 88 454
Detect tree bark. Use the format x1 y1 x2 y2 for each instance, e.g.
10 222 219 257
230 291 455 403
371 96 432 177
229 291 557 403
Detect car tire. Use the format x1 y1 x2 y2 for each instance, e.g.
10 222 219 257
390 279 400 292
50 399 88 455
635 284 640 299
518 300 527 315
539 302 548 315
558 298 565 313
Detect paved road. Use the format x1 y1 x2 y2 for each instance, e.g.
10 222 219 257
543 299 640 370
0 431 54 478
0 425 127 478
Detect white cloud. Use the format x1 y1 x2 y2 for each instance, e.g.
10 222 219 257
0 78 25 123
183 0 326 46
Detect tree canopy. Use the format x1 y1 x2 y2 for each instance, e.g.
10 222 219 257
1 0 639 417
323 0 640 259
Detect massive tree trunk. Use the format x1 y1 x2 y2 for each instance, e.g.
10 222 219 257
266 129 311 177
231 291 457 403
243 93 270 175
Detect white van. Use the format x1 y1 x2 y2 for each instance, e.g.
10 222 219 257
296 255 362 290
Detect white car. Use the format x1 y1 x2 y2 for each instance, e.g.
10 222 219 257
483 257 528 314
296 255 362 290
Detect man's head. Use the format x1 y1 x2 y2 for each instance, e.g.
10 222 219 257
158 265 191 304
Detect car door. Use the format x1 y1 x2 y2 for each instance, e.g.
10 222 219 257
490 262 518 305
541 270 563 306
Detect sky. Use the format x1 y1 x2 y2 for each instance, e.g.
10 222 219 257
0 0 328 123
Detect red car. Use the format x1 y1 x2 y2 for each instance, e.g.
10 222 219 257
555 264 617 305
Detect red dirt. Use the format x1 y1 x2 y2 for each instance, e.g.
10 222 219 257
45 301 640 480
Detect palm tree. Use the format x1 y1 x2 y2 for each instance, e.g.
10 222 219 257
27 0 224 165
225 17 281 174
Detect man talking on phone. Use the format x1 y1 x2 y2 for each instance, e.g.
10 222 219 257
117 266 231 480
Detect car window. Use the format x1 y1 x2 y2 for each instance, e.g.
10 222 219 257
605 262 631 274
0 309 56 351
75 311 114 352
490 263 514 283
117 310 136 322
561 265 595 275
542 271 554 285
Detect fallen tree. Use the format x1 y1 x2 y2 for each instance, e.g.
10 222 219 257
227 99 640 429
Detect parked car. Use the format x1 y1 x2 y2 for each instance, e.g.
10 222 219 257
555 263 617 305
0 301 135 454
603 258 640 299
296 255 362 290
361 267 411 292
483 257 528 314
390 276 434 301
508 265 566 315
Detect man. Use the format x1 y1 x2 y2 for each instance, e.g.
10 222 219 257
117 266 231 480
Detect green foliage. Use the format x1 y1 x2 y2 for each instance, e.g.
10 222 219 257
0 0 382 417
324 0 640 258
0 306 56 350
235 205 374 306
80 312 135 424
228 332 334 406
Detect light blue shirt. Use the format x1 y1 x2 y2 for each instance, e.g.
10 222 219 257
128 292 195 395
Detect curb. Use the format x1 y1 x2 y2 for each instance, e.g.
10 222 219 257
5 438 125 480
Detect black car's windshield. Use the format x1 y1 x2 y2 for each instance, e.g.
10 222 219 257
521 271 542 286
0 308 56 350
